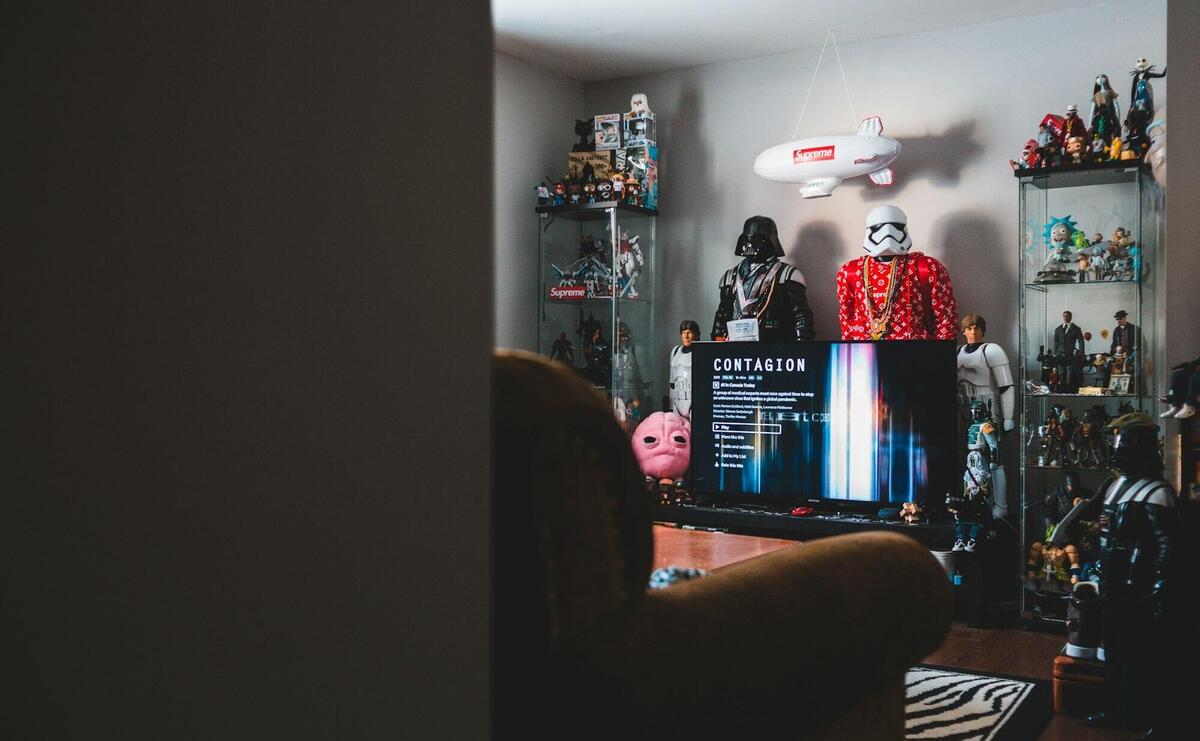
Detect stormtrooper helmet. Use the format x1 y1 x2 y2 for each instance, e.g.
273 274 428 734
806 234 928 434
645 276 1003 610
862 205 912 257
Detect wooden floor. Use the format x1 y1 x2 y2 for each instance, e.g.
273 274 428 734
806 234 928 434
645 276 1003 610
652 525 1145 741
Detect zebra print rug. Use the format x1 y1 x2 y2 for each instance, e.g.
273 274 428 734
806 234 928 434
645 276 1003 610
905 666 1051 741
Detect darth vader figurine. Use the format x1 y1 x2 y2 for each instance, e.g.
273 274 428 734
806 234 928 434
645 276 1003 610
710 215 815 341
835 205 958 340
1051 413 1180 735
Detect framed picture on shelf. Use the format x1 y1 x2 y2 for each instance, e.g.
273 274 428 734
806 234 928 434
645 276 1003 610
1108 374 1131 395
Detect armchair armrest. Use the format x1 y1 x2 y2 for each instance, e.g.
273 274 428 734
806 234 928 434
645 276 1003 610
566 531 951 738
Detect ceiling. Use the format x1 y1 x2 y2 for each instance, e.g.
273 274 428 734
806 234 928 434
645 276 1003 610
493 0 1113 82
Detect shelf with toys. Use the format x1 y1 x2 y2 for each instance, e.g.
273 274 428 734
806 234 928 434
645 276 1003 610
1017 141 1162 632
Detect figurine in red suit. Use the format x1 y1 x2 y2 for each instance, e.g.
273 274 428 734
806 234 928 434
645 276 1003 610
836 205 959 340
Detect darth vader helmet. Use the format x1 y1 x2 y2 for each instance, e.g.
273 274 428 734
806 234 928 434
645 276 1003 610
862 205 913 257
734 215 785 259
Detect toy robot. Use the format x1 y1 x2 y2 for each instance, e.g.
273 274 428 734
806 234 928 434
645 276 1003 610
668 320 700 419
712 215 815 341
1049 413 1179 733
835 205 958 340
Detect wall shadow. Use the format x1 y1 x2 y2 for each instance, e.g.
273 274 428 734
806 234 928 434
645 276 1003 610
851 119 984 200
787 220 848 341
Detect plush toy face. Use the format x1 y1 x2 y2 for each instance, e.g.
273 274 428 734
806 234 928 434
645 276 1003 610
631 412 691 480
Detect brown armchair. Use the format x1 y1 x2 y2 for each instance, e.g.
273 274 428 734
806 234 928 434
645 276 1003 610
494 350 952 739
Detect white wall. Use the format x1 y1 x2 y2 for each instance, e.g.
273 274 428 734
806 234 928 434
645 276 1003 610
583 0 1166 371
494 51 585 350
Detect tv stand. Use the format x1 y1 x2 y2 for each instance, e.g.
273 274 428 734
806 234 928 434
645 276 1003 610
653 502 956 549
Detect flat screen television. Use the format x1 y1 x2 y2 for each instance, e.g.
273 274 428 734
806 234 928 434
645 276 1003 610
689 340 958 514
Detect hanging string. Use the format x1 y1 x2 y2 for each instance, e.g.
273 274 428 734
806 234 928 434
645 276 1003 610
830 30 858 128
791 30 832 139
790 29 858 139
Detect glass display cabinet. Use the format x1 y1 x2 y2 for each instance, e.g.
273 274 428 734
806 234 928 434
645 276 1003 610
537 201 658 429
1016 163 1163 629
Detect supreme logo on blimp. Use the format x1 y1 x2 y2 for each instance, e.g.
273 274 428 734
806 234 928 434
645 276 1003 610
793 145 835 164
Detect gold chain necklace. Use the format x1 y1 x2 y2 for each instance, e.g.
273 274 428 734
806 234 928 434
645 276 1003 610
862 256 902 340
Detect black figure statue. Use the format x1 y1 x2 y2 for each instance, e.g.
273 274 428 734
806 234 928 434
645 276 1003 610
711 215 815 341
1051 413 1180 735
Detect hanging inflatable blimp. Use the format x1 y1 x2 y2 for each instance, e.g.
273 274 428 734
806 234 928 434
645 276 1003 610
753 116 901 198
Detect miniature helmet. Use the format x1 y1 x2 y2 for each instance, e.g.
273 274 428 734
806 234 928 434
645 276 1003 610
970 400 990 422
679 319 700 336
735 215 785 258
862 205 912 257
1109 412 1162 475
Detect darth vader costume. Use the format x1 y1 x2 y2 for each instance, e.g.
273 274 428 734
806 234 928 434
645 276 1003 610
710 216 815 341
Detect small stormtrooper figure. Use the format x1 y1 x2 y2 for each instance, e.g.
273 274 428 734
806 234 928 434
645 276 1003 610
668 320 700 419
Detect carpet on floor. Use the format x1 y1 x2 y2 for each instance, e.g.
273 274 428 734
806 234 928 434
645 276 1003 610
905 665 1052 741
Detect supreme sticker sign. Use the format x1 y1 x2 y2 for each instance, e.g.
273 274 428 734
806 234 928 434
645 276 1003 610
793 146 835 164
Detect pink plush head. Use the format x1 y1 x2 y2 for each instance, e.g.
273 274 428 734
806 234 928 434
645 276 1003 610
631 412 691 480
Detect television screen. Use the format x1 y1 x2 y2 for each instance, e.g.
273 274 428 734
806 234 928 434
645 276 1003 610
689 340 958 510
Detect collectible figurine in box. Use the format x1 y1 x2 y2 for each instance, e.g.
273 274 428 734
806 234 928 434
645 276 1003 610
623 93 656 148
594 113 622 151
835 206 959 340
616 232 644 299
625 146 659 210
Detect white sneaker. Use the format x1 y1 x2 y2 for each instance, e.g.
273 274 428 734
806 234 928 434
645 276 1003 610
1160 405 1180 418
964 539 977 553
1175 404 1196 419
952 539 965 552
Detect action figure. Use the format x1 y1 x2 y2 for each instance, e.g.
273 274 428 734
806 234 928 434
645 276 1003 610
549 331 575 364
668 320 700 419
613 320 642 397
712 215 816 341
1074 407 1108 467
595 180 613 202
900 502 923 524
624 180 643 207
583 324 611 389
1089 74 1122 146
1050 413 1179 734
1125 58 1166 157
1110 310 1139 386
949 443 993 552
536 183 551 207
1052 311 1086 393
1065 135 1087 165
615 232 644 299
1060 104 1087 147
631 411 692 505
835 205 958 340
956 315 1014 517
1035 216 1080 284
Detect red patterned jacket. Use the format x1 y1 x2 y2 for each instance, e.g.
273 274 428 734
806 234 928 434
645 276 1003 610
835 252 959 340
